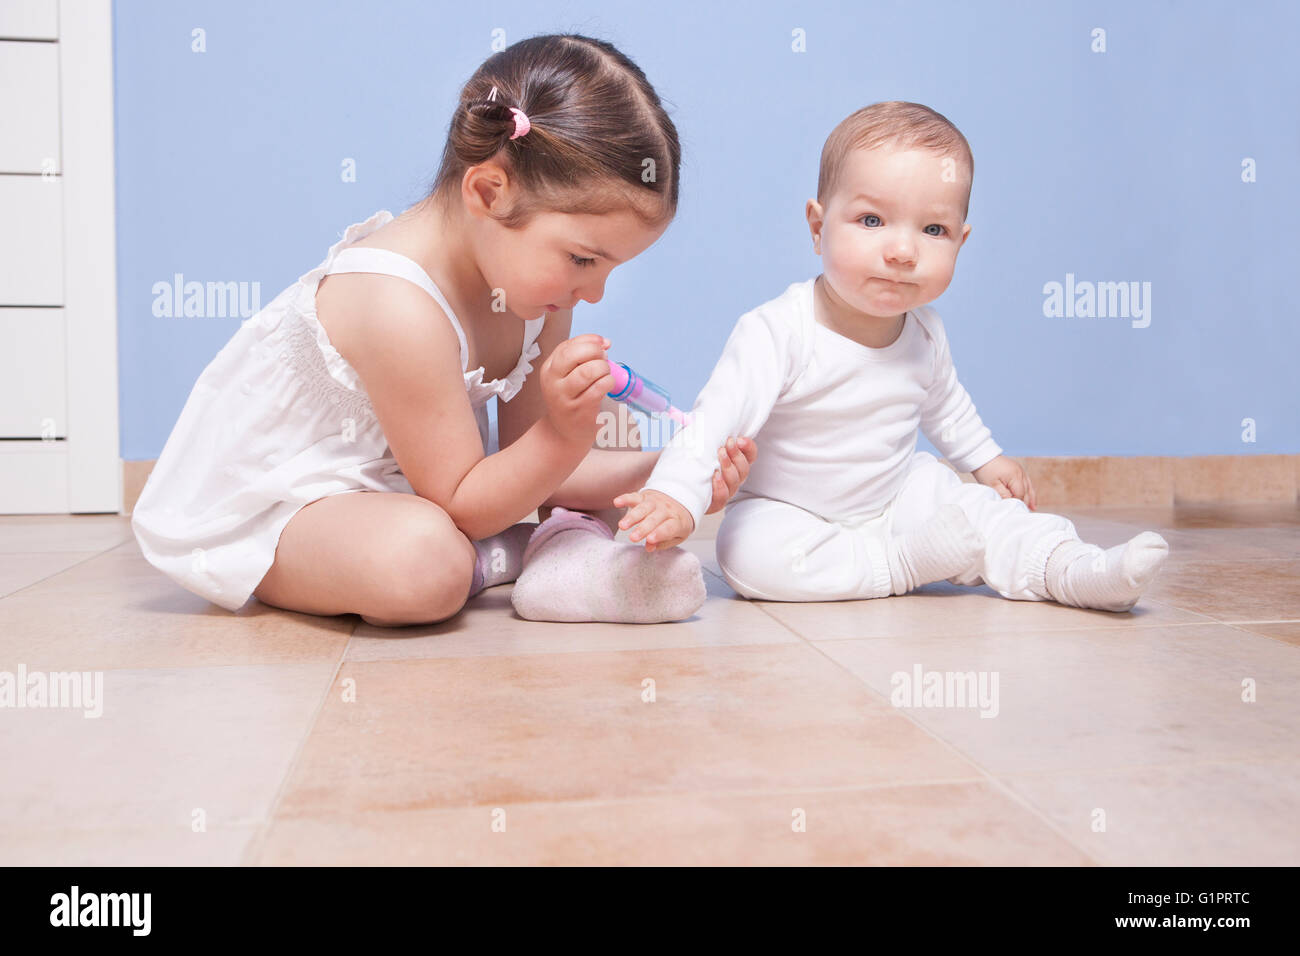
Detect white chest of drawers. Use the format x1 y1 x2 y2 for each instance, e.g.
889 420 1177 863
0 0 120 513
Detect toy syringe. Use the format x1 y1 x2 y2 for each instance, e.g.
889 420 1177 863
606 360 693 427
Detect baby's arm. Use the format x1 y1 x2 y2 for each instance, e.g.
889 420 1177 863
618 307 795 548
917 312 1035 508
917 311 1003 474
342 285 609 540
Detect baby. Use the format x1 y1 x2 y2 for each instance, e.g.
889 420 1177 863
613 101 1169 612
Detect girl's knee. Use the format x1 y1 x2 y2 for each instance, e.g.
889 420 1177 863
369 509 475 625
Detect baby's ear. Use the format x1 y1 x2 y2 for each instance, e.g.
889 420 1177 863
805 199 824 232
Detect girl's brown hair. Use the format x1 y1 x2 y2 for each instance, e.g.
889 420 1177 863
428 34 681 230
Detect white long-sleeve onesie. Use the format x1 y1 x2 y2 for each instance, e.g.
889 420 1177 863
644 277 1004 531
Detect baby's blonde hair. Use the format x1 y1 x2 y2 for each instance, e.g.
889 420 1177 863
817 101 974 220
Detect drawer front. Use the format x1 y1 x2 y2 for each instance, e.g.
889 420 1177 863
0 307 67 438
0 441 69 514
0 175 63 304
0 39 61 173
0 0 58 41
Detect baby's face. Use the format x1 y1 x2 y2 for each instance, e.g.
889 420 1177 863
807 145 971 320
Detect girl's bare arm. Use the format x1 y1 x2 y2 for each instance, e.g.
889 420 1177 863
336 282 603 540
542 444 662 510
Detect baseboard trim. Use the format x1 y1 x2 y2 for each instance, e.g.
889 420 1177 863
121 454 1300 520
122 459 154 516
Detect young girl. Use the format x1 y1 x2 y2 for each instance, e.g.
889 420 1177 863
131 33 757 627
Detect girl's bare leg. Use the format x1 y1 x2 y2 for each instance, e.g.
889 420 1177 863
253 490 476 627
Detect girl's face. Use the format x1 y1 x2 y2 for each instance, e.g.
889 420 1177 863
495 208 669 319
464 167 669 320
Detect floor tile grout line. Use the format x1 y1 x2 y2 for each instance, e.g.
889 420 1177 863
747 599 1298 640
270 777 1009 821
14 752 1300 840
986 753 1300 780
791 635 1108 865
239 621 357 866
1220 621 1300 647
797 621 1217 643
746 593 1227 639
0 655 355 675
750 599 821 645
0 546 136 603
342 637 806 665
262 752 1300 820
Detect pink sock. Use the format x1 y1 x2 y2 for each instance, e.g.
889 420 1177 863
469 522 538 597
510 507 707 623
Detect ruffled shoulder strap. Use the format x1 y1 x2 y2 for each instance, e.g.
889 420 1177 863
493 316 547 403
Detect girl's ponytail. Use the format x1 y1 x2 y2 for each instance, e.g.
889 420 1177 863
428 34 681 229
463 86 529 149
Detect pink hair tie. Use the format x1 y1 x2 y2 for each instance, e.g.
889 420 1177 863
508 106 531 140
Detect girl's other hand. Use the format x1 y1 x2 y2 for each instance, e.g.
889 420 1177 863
541 334 615 445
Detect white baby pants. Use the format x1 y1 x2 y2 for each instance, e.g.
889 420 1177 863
715 451 1081 602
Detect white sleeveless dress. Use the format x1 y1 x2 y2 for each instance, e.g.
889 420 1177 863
131 209 546 612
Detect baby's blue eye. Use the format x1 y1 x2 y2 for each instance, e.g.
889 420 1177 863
924 224 947 236
860 214 882 227
569 253 597 268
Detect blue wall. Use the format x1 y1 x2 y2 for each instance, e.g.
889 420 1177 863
115 0 1299 460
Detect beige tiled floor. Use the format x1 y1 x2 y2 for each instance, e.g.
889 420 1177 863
1 503 1297 866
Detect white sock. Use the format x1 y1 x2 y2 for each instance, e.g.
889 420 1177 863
510 507 707 623
886 504 985 595
1044 532 1169 612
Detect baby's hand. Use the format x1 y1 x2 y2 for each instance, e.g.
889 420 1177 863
704 436 758 515
612 489 694 552
972 455 1037 511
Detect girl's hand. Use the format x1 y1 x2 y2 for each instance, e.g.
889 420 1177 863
613 489 694 552
704 436 757 515
972 455 1037 511
540 334 616 445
